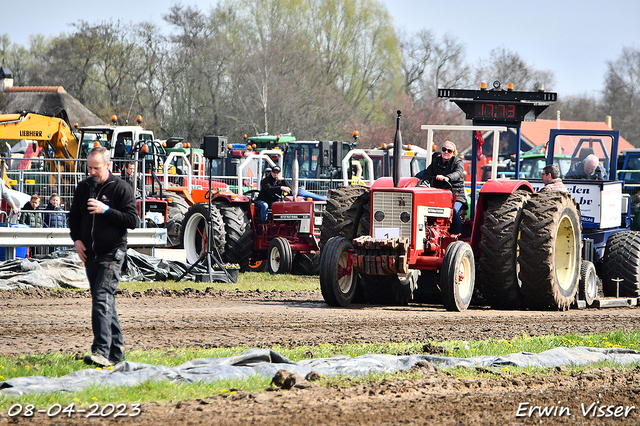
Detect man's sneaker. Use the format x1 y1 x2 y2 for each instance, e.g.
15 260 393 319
83 353 113 368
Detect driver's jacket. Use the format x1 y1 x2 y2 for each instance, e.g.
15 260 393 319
415 154 466 206
257 174 291 205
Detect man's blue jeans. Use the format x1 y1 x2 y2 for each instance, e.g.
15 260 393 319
451 201 465 235
85 248 126 363
255 200 268 222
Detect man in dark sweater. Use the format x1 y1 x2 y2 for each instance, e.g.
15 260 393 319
255 166 291 222
69 146 138 367
415 141 467 234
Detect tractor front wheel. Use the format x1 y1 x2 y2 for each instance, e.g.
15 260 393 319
267 237 293 274
440 241 475 312
579 260 598 306
319 237 358 306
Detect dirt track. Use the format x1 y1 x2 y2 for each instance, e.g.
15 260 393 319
1 288 640 425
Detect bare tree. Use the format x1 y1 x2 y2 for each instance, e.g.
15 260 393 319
538 94 600 122
602 46 640 146
432 34 472 92
162 3 237 142
306 0 401 116
474 47 555 92
400 30 471 102
399 29 435 99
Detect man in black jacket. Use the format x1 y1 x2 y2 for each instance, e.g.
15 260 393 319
415 141 467 234
69 146 138 367
255 166 291 222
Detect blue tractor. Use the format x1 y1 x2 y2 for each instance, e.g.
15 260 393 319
532 129 640 308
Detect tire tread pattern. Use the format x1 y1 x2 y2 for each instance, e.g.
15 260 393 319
518 191 581 310
476 191 530 309
601 231 640 297
218 204 253 271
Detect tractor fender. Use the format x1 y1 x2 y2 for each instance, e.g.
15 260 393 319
478 179 534 195
470 180 534 254
209 192 251 206
371 177 418 189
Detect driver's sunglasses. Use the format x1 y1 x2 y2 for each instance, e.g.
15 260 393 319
442 147 454 153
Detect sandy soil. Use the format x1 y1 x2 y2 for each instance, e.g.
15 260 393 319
1 288 640 425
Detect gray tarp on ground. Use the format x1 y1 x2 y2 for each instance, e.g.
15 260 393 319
0 250 212 290
2 347 640 397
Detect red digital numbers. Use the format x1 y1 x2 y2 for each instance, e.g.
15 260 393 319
477 103 517 120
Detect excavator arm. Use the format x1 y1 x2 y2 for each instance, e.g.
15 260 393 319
0 112 80 159
0 112 80 172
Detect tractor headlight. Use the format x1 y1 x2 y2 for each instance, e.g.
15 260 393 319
400 212 411 223
374 211 385 222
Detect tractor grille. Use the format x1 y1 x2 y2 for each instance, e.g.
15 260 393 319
313 201 325 236
371 191 412 242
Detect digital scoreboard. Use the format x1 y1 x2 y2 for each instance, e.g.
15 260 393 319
437 82 557 125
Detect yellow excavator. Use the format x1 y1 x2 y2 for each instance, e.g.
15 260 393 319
0 111 80 178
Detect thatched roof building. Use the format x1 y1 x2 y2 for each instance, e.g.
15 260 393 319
0 66 103 127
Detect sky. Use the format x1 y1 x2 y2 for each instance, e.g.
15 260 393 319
2 0 639 98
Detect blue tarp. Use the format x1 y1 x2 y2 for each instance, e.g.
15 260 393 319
2 346 640 397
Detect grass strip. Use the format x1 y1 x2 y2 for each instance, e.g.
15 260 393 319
2 330 640 409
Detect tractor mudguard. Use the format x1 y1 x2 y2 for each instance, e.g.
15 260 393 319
470 180 534 253
370 177 418 189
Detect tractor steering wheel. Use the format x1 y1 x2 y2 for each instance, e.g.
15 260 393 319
417 178 431 187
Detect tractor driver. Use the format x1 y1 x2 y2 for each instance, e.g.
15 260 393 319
255 166 291 223
565 154 608 180
415 140 467 234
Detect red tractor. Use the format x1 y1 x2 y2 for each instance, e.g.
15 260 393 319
180 177 325 275
319 116 582 311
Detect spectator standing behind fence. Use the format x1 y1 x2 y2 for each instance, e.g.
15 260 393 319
20 194 42 228
540 164 568 192
43 194 66 254
69 146 138 368
121 161 143 199
21 194 43 257
0 177 20 220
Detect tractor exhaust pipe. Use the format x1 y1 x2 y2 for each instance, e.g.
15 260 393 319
292 149 299 200
392 110 402 188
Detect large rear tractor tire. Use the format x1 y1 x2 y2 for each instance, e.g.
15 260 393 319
292 252 320 275
180 203 226 264
320 237 358 306
267 237 293 274
440 241 475 312
166 194 191 247
218 204 253 271
476 190 530 309
518 191 581 310
319 186 370 250
361 272 415 306
601 231 640 297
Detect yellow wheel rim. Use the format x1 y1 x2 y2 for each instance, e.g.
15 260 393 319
555 214 577 291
